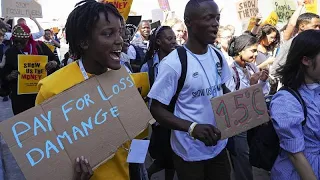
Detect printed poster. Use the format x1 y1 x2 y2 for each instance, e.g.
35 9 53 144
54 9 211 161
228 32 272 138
100 0 134 20
305 0 318 14
18 55 48 95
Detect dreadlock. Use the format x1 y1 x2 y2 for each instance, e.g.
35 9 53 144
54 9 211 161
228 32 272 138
65 0 122 59
142 26 172 66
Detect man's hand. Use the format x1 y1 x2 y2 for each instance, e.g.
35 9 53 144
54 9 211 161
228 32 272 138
73 156 93 180
7 70 19 81
192 124 221 146
45 61 58 72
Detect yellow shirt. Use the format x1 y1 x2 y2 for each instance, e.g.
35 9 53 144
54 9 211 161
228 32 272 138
36 62 148 180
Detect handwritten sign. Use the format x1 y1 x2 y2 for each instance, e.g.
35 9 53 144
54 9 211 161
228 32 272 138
18 55 47 95
130 72 150 98
274 0 296 23
305 0 318 14
263 11 279 26
211 85 270 139
236 0 259 20
158 0 171 11
0 67 153 180
1 0 42 18
100 0 133 20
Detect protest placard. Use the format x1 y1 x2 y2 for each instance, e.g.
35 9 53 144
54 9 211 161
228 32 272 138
18 55 47 95
0 67 153 180
262 11 279 26
247 17 258 30
236 0 259 20
305 0 318 14
1 0 42 18
211 85 270 139
100 0 133 20
158 0 171 11
274 0 296 23
130 72 150 98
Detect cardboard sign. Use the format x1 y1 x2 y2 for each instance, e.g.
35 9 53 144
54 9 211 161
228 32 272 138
100 0 133 20
17 55 48 95
236 0 259 20
263 11 279 26
305 0 318 14
211 85 270 139
130 72 150 98
158 0 171 11
1 0 43 18
274 0 296 23
0 67 152 180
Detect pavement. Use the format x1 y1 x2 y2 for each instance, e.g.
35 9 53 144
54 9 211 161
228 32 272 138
0 97 270 180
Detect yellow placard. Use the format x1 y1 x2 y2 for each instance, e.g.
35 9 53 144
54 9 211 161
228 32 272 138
263 11 279 26
305 0 318 14
45 43 55 52
247 17 257 31
100 0 134 20
18 55 48 95
130 72 150 98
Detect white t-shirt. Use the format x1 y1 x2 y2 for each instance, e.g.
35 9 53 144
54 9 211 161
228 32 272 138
148 46 233 161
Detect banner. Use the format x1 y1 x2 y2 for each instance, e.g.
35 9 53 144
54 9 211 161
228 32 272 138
305 0 318 14
130 72 150 98
236 0 259 20
1 0 42 18
100 0 134 20
211 85 270 139
0 67 153 180
263 11 279 26
274 0 296 23
18 55 48 95
158 0 171 11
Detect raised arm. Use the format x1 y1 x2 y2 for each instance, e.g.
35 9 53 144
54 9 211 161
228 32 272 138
283 0 305 41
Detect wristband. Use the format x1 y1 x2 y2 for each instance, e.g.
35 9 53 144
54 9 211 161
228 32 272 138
188 122 198 139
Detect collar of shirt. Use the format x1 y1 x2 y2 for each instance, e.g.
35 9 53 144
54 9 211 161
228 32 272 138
301 83 320 100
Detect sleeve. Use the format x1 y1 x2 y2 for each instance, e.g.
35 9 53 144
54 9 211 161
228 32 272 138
140 63 148 73
258 80 270 95
4 32 12 41
221 55 233 84
32 30 45 40
127 45 137 60
35 89 45 105
270 91 306 153
147 62 179 106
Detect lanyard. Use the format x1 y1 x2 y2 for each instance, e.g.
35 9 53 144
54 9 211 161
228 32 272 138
183 46 221 96
79 59 89 80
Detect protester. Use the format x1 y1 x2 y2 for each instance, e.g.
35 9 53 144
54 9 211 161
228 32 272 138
255 24 280 69
1 24 56 115
271 13 320 77
270 29 320 180
148 0 233 179
226 34 270 180
216 26 234 65
35 1 149 179
43 29 61 61
128 20 151 72
4 16 45 41
120 19 133 73
0 23 9 102
140 25 177 180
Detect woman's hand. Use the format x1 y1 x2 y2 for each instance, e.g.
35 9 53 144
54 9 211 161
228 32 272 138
250 72 260 85
73 156 93 180
7 70 19 81
259 69 269 82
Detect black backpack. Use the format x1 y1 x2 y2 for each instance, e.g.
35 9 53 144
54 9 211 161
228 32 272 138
148 46 224 168
248 86 307 171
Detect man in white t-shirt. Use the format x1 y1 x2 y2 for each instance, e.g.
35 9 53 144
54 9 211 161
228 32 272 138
148 0 233 179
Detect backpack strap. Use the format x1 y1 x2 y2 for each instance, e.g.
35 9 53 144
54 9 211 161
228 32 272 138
232 66 241 91
212 48 223 68
167 46 187 112
279 86 307 125
147 59 155 87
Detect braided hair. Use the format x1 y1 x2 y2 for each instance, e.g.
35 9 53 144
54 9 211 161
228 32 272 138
142 26 172 65
65 0 122 59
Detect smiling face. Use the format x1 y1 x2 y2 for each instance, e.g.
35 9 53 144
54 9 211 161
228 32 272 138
139 21 151 40
84 12 123 70
187 1 220 45
44 30 52 41
172 23 185 42
240 44 258 63
157 28 177 55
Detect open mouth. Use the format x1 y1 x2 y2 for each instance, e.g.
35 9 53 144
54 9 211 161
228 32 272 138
110 50 121 61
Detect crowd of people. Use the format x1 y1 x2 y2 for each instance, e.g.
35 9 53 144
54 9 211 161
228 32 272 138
0 0 319 180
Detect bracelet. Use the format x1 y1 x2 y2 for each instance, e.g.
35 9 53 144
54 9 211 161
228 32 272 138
188 122 198 139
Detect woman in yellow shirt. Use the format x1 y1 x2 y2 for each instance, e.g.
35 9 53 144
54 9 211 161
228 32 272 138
36 1 146 179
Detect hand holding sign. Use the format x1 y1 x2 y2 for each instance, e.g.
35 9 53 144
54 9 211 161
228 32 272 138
73 156 93 180
193 124 221 146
